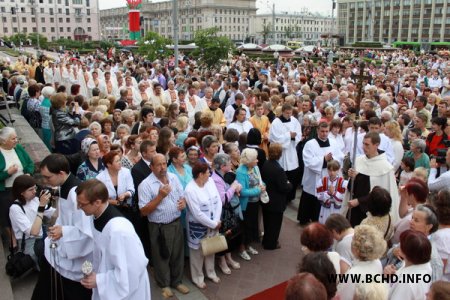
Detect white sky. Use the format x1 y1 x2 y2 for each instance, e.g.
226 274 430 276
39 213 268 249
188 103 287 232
99 0 334 17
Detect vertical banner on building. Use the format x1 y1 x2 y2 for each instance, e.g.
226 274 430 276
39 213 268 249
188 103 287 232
126 0 142 41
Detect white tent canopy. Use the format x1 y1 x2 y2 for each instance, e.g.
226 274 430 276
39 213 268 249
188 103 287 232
262 44 293 51
294 45 316 53
237 43 262 50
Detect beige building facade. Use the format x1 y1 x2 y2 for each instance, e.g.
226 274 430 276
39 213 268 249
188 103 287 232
0 0 101 41
100 0 258 42
253 11 335 45
337 0 450 45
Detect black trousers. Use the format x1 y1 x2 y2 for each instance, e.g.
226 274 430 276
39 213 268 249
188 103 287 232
242 202 260 245
297 191 321 225
262 209 283 250
31 257 92 300
286 167 301 201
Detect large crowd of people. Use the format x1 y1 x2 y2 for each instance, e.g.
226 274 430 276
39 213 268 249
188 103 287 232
0 46 450 299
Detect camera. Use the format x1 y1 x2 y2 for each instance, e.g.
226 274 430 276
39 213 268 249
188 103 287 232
436 140 450 164
38 186 58 210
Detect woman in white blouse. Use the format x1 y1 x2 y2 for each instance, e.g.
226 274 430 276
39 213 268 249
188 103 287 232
9 175 56 268
185 162 222 289
96 151 135 219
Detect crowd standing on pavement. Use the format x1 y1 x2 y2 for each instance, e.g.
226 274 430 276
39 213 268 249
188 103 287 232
0 46 450 299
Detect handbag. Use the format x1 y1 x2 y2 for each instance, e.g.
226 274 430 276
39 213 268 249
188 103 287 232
201 232 228 256
5 202 35 278
220 195 241 235
256 166 269 203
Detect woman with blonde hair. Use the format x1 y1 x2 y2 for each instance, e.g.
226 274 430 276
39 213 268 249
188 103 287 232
384 120 404 171
236 148 265 260
175 115 189 148
121 109 136 128
337 225 387 299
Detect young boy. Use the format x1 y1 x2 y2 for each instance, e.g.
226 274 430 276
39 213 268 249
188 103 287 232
316 160 347 224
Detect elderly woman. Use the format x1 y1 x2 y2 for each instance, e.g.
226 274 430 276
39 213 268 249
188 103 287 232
261 143 292 250
97 134 112 157
384 121 404 171
337 225 387 300
96 151 135 219
244 128 266 170
361 186 395 243
199 135 220 168
385 204 443 282
9 175 56 268
236 148 265 260
112 124 130 145
121 109 136 128
211 154 242 275
0 127 34 248
39 86 55 151
404 139 430 171
76 138 105 181
88 121 102 139
389 230 433 299
223 142 240 172
185 162 222 289
51 92 81 154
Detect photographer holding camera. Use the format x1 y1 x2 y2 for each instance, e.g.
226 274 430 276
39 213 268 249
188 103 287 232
9 175 56 269
429 148 450 193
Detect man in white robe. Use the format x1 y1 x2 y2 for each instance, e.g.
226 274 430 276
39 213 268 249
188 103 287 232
342 132 400 227
32 154 93 300
77 179 151 300
43 61 55 86
269 103 302 201
297 122 345 224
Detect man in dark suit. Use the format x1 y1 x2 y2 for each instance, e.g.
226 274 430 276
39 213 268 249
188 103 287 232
131 140 157 259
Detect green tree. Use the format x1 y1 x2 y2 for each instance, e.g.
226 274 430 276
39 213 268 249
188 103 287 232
191 27 234 69
261 23 271 44
137 31 171 61
8 33 27 47
28 33 48 49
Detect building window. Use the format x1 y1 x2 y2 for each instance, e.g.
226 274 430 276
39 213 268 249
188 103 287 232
87 9 90 16
60 27 64 32
51 27 55 32
22 17 26 23
41 17 45 22
65 0 69 5
50 8 54 15
40 8 44 13
86 0 90 6
73 0 82 4
87 18 90 22
67 27 71 32
59 17 63 23
31 17 35 22
41 27 46 32
66 17 70 22
66 8 69 15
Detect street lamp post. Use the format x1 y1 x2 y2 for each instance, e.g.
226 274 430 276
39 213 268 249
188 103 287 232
29 0 41 55
15 4 22 49
172 0 179 68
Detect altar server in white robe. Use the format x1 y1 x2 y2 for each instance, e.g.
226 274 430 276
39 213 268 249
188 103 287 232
43 61 55 86
77 179 151 300
269 103 302 202
297 122 345 225
31 154 93 300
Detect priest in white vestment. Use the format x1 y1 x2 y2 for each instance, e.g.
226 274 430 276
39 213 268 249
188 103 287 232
269 103 302 201
297 122 345 224
342 132 400 227
77 179 151 300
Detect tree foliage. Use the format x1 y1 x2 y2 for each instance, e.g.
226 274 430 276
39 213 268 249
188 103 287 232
137 31 171 61
191 27 234 69
261 23 271 44
28 33 48 49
